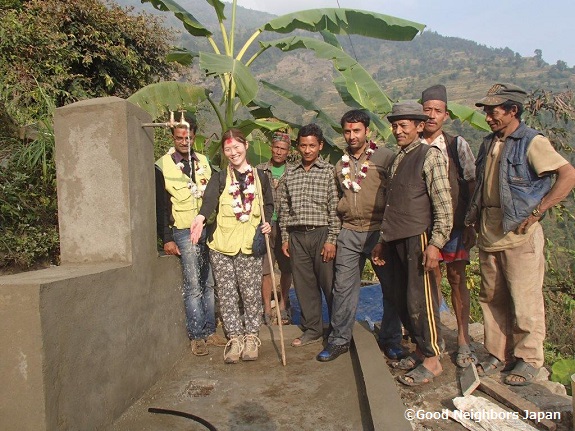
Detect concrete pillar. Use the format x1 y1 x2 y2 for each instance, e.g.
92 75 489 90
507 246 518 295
54 96 156 264
0 97 186 430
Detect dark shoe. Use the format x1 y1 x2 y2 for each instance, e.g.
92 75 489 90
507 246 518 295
316 343 349 362
381 343 406 360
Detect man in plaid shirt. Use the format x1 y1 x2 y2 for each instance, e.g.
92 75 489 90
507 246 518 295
372 101 452 386
280 123 341 347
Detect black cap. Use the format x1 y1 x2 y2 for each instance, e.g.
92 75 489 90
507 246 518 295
421 84 447 104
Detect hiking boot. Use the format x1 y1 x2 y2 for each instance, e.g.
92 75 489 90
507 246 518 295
242 334 261 361
191 339 208 356
224 336 244 364
206 333 227 347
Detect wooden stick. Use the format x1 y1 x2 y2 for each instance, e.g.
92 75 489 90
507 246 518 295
478 377 557 431
265 233 287 366
256 172 286 366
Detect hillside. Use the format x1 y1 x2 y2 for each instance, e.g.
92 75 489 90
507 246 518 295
115 0 575 149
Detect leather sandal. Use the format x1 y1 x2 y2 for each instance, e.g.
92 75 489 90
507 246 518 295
456 345 478 368
391 353 422 370
397 364 440 386
504 360 538 386
476 355 505 376
291 332 322 347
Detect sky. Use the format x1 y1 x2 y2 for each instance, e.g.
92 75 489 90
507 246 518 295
235 0 574 67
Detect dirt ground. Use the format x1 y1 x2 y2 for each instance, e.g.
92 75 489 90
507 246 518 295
382 312 573 431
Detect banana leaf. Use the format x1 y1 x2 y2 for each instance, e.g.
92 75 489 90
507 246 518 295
261 36 393 114
141 0 213 37
448 102 490 131
262 8 425 41
127 81 210 119
260 80 342 133
166 48 199 66
200 52 258 105
235 118 288 137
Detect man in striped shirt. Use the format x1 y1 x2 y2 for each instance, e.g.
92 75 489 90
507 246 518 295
373 101 453 386
280 123 341 348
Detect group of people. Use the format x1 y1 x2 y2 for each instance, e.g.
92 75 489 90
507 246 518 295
155 82 575 387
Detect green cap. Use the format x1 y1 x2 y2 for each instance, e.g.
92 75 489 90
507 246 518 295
475 83 527 107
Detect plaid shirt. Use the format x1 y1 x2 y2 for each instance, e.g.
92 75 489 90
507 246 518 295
390 139 453 249
428 134 476 182
279 157 341 244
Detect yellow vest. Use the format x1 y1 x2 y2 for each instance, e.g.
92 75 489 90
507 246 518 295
155 152 212 229
208 170 263 256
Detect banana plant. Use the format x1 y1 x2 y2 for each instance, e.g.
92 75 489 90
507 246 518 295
138 0 425 145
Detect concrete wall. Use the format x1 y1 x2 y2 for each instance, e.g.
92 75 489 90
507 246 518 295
0 98 188 430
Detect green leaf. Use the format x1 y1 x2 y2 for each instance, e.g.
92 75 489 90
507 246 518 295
127 81 210 119
235 119 289 137
200 52 258 105
141 0 212 37
166 47 198 66
204 0 226 22
260 79 341 133
247 99 275 119
262 8 425 41
262 36 393 114
448 102 490 131
550 358 575 394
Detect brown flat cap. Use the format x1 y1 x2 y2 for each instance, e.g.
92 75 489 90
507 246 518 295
387 101 429 123
475 83 528 107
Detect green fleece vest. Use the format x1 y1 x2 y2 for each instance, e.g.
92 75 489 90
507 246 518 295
208 170 262 256
155 152 212 229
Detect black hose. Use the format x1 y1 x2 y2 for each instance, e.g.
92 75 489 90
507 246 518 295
148 407 218 431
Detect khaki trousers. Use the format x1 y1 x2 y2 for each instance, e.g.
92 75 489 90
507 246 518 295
478 224 546 367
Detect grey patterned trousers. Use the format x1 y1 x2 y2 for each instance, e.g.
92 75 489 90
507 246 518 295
209 250 263 336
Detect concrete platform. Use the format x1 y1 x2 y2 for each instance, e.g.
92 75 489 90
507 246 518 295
108 323 411 431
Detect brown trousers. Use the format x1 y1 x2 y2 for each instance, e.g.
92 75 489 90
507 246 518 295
478 224 546 367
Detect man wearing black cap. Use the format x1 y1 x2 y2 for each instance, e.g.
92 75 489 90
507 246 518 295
420 84 478 369
467 83 575 385
373 101 453 386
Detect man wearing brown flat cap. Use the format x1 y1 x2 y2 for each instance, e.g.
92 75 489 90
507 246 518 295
372 101 453 386
466 83 575 386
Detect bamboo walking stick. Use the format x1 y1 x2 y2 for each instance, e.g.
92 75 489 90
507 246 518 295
256 173 287 366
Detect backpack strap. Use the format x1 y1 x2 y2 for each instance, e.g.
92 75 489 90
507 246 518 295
443 132 464 181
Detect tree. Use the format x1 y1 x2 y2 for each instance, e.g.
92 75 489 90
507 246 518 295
0 0 178 270
0 0 176 131
129 0 425 162
130 0 489 166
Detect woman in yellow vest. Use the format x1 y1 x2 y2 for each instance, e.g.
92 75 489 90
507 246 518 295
191 129 273 364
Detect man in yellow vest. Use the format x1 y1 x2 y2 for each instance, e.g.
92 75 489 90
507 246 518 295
155 120 226 356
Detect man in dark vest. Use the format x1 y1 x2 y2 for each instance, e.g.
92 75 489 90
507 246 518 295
421 84 478 368
466 83 575 385
372 101 453 386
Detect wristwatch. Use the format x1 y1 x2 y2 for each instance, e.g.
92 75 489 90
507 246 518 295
531 207 543 218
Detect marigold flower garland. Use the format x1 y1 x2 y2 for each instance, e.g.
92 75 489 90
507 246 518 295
168 147 208 198
228 165 256 222
341 141 377 192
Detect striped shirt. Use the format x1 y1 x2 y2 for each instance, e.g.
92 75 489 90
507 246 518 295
279 157 341 244
390 139 453 249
